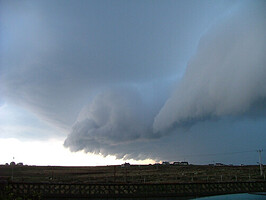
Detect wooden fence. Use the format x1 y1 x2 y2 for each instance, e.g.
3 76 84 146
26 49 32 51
1 181 265 199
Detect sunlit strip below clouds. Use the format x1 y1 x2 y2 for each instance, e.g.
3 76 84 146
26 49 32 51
0 138 155 166
0 104 154 165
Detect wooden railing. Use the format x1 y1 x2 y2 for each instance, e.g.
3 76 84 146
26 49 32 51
1 181 265 199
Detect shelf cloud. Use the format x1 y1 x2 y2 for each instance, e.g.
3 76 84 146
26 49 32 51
1 1 265 162
154 1 266 134
64 88 156 156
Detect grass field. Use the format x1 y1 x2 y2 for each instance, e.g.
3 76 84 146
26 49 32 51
0 164 265 184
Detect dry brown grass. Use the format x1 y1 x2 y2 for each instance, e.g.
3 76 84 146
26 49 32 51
0 164 264 184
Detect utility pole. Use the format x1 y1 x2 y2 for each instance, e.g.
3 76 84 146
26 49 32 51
11 156 14 181
257 149 263 176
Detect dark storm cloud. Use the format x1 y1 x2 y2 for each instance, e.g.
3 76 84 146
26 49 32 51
66 114 266 163
1 0 265 163
64 1 266 161
0 0 234 129
154 1 266 134
64 88 156 153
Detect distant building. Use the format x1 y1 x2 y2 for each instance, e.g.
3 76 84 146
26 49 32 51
215 163 225 166
180 162 189 166
172 161 189 166
17 162 23 166
121 162 130 168
10 162 15 166
173 162 181 165
162 161 170 165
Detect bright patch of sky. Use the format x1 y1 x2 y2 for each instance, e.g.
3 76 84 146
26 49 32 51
0 138 154 166
0 104 154 165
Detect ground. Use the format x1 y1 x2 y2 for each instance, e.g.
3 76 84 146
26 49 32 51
0 164 264 184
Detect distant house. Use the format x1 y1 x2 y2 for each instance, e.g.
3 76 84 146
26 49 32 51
172 161 189 166
121 162 130 168
10 162 15 166
173 162 181 165
180 162 189 166
215 163 225 166
162 161 170 165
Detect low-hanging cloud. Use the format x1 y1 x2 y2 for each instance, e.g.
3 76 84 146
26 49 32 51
1 1 266 162
64 88 157 158
64 1 266 160
0 0 235 131
153 1 266 134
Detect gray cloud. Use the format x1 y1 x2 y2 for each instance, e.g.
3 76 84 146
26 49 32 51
1 0 265 163
64 88 157 158
154 1 266 134
0 0 235 130
65 113 266 163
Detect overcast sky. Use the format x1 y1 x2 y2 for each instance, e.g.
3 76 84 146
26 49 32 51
0 0 265 166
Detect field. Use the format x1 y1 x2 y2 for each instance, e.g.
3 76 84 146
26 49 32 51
0 164 265 184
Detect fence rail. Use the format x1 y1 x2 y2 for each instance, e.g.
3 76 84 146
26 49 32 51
1 181 266 199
